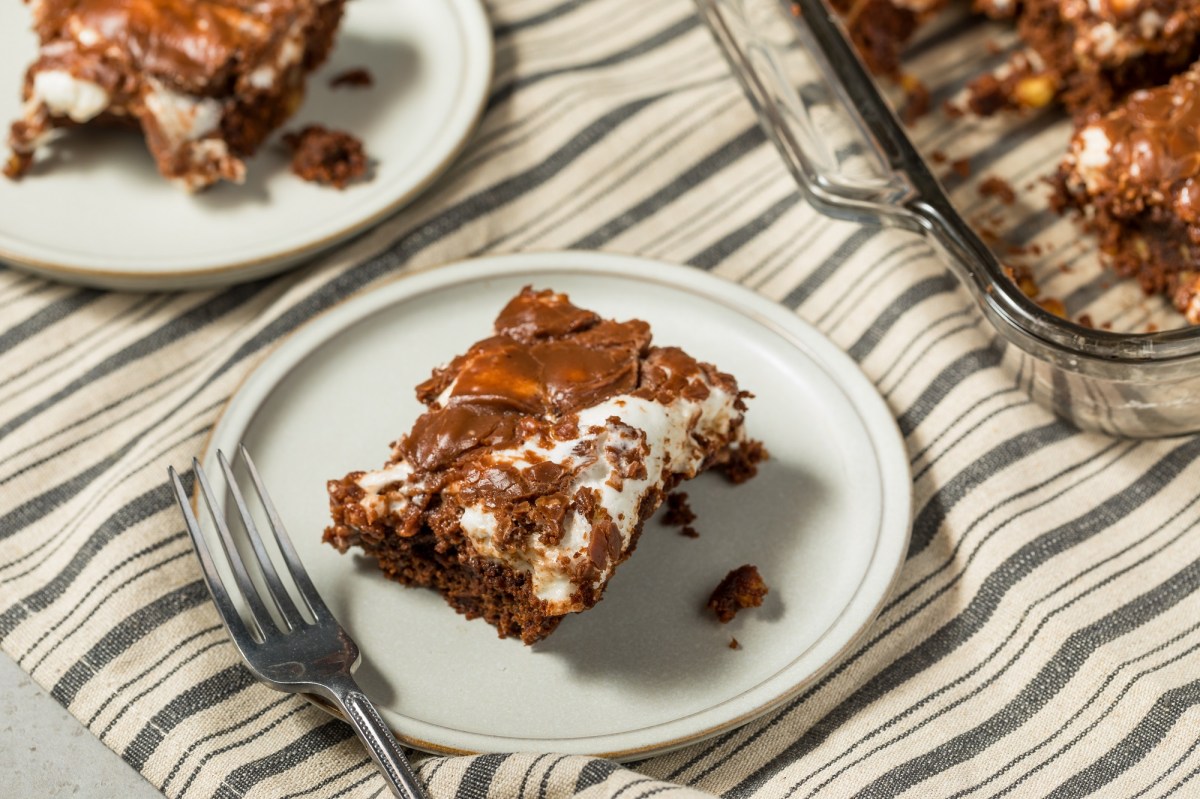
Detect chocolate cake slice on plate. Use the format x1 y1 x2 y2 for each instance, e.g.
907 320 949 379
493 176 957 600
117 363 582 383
324 287 765 644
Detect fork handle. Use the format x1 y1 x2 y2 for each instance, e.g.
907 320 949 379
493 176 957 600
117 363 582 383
334 686 430 799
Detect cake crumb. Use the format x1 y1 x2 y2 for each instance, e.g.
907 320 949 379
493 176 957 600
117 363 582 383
708 565 768 623
1003 263 1039 298
966 73 1010 116
979 176 1016 205
720 439 767 485
729 637 741 650
3 151 31 180
283 125 369 189
329 67 374 89
1039 297 1067 318
951 158 972 178
664 492 699 538
930 150 948 164
900 75 931 125
966 55 1051 117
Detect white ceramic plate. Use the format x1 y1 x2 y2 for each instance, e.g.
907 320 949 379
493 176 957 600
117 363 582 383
202 252 912 760
0 0 492 290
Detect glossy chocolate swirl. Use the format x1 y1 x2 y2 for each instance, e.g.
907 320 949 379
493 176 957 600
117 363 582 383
33 0 309 94
402 288 654 471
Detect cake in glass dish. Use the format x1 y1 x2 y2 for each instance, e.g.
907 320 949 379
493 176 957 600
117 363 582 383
1054 64 1200 324
323 287 765 644
1014 0 1200 116
805 0 943 76
4 0 346 190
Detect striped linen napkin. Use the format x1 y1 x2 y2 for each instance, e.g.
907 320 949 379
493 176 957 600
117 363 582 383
3 0 1200 797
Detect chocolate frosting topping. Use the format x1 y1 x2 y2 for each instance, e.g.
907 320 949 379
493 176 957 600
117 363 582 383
493 287 601 341
34 0 303 93
1075 68 1200 225
400 287 654 471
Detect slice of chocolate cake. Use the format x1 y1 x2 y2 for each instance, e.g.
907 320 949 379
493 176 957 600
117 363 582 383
1054 63 1200 324
324 287 763 644
5 0 346 190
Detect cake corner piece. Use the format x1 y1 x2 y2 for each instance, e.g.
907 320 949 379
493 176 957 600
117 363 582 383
323 285 765 645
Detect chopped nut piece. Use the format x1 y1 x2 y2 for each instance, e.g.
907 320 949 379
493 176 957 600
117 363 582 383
1013 74 1057 109
1004 264 1040 298
1038 298 1067 318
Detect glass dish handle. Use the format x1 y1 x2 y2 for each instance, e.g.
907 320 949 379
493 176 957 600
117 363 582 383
696 0 1074 357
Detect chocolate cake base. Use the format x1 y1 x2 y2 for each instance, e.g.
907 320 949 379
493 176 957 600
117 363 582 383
326 475 679 645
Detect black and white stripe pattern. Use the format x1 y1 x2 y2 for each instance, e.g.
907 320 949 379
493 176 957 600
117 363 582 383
2 1 1199 796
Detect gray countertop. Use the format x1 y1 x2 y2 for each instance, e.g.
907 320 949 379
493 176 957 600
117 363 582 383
0 651 162 798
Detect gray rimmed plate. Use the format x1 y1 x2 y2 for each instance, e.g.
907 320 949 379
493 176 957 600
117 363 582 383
201 251 912 760
0 0 492 290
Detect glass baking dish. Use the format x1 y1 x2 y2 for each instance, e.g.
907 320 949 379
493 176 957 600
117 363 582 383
695 0 1200 438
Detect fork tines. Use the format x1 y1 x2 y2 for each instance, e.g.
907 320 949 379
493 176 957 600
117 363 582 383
168 446 329 646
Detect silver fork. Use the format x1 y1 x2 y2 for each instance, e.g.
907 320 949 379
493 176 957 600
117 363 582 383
168 446 429 799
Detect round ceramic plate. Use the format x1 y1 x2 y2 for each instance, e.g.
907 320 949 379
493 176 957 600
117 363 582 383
201 252 912 760
0 0 492 290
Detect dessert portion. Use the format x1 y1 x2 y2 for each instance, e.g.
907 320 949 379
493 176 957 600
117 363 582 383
324 287 763 644
1054 65 1200 324
1015 0 1200 116
708 565 769 623
5 0 346 190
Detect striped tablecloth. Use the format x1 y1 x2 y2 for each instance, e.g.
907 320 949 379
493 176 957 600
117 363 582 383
3 1 1200 797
